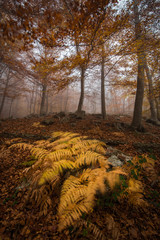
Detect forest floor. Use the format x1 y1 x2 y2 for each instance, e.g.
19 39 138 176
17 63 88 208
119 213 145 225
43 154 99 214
0 113 160 240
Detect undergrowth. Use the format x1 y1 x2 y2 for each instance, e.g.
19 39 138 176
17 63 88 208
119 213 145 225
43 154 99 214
9 131 157 239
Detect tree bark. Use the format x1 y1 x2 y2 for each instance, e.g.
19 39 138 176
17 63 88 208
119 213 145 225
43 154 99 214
101 47 106 119
9 98 14 118
131 0 145 129
144 54 157 121
155 97 160 120
40 84 47 115
0 70 10 117
77 65 85 113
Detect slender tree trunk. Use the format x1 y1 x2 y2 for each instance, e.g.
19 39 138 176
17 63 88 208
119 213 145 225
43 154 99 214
9 98 14 118
131 0 145 129
101 48 106 119
77 66 85 113
40 84 47 115
144 55 157 121
155 97 160 120
0 71 10 117
46 92 48 114
33 86 38 114
64 87 69 113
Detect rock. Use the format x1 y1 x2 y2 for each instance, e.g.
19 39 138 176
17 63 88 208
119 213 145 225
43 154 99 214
41 119 54 125
117 153 132 163
25 114 39 119
53 112 66 119
76 110 86 119
70 122 76 127
105 146 121 157
107 155 123 167
68 113 77 119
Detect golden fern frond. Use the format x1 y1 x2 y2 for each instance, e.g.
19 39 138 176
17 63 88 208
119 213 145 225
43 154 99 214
40 196 52 216
80 169 93 182
46 149 73 162
143 155 155 166
38 160 75 185
5 138 23 145
9 142 34 151
61 175 83 196
86 143 106 155
87 176 106 200
29 184 48 205
128 192 146 206
34 140 50 148
52 134 79 147
58 201 92 232
105 168 127 189
67 136 87 145
74 219 106 240
127 178 143 193
58 185 88 215
53 143 70 151
72 140 106 155
75 151 108 168
31 147 49 160
51 131 66 138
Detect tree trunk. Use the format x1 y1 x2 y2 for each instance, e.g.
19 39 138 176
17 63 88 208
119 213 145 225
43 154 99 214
131 0 145 129
9 98 14 118
144 54 157 121
64 86 69 113
77 66 85 113
101 48 106 119
33 86 38 114
46 92 49 114
0 70 10 117
40 84 47 115
155 97 160 120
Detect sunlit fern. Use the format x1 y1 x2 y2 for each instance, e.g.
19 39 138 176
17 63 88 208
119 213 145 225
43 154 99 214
10 131 153 235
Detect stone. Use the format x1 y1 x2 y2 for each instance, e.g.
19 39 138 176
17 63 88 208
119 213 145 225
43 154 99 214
41 119 54 125
76 110 86 119
107 155 123 167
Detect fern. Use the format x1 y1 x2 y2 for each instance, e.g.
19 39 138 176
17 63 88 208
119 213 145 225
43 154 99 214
11 131 129 232
45 149 73 162
75 151 108 168
73 219 106 240
38 160 75 185
58 185 88 215
58 201 93 231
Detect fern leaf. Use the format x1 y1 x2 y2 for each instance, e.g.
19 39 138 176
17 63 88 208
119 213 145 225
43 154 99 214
34 140 50 147
67 136 87 145
31 147 49 160
61 176 83 196
105 168 127 189
80 169 93 182
58 201 92 231
9 143 34 151
75 151 108 168
38 160 75 185
128 192 146 206
46 149 73 162
128 178 143 193
74 219 106 240
58 185 88 215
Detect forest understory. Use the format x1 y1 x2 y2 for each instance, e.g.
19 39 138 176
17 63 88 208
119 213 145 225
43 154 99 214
0 113 160 240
